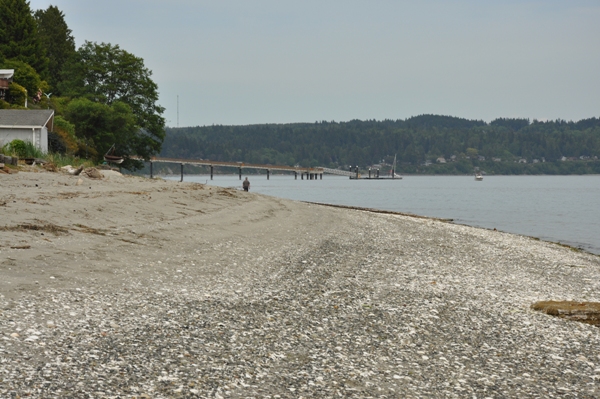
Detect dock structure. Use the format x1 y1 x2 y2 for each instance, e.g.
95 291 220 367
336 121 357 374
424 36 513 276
143 156 325 182
321 167 355 177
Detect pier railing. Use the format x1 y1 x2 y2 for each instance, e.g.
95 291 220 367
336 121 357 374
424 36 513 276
321 167 355 177
138 156 331 182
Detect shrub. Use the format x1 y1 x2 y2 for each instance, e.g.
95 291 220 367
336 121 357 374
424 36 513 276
52 115 78 154
7 83 27 107
2 139 45 158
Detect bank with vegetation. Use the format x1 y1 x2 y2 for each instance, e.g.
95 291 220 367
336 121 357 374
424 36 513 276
0 0 164 171
160 115 600 175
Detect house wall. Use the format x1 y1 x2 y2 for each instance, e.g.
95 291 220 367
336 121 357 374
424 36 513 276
0 127 48 153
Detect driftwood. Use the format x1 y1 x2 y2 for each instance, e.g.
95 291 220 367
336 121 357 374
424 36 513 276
0 155 18 166
82 167 103 179
531 301 600 326
60 165 85 176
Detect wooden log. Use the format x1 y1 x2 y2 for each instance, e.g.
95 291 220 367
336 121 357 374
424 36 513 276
531 301 600 326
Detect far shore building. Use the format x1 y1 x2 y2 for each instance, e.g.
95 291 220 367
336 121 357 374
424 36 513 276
0 109 54 153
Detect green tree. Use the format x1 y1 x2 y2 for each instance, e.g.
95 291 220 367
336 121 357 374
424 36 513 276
34 5 75 94
65 97 137 163
52 115 78 154
6 82 26 106
1 58 46 102
0 0 48 77
466 147 478 158
60 41 165 162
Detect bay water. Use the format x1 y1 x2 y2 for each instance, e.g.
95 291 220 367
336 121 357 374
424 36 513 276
169 174 600 255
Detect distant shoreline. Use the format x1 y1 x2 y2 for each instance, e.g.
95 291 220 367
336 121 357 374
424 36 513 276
145 172 600 178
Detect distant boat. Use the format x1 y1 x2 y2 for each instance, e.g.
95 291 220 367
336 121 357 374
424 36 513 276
390 154 402 179
475 172 483 181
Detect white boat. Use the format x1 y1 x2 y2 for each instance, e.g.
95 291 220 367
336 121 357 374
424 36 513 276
391 154 402 179
475 172 483 181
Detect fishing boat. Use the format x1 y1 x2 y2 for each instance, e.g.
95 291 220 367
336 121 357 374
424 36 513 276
475 172 483 181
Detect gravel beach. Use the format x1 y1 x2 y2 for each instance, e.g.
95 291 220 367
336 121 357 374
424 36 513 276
1 170 599 398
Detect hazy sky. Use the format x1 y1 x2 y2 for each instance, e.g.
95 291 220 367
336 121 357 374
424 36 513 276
28 0 600 127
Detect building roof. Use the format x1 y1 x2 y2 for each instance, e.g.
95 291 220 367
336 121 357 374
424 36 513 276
0 69 14 80
0 109 54 128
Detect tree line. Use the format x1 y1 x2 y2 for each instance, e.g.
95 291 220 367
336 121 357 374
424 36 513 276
0 0 164 169
160 115 600 175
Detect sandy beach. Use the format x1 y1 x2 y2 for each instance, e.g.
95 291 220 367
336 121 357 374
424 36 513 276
1 169 599 398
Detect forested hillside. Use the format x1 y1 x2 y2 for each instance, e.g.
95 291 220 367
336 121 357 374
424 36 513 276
160 115 600 175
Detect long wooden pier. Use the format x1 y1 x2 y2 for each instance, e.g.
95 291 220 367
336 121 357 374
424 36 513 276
144 156 327 181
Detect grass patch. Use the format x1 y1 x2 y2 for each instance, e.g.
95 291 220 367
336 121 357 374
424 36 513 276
45 153 94 169
2 140 44 159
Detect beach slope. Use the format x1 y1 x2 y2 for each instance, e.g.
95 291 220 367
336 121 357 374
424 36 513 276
1 171 599 398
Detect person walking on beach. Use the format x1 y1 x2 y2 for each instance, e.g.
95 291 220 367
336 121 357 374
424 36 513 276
242 177 250 192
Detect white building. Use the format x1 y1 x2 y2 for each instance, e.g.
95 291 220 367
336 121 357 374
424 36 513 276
0 109 54 153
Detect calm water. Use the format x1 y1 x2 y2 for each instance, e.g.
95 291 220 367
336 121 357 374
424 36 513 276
167 174 600 255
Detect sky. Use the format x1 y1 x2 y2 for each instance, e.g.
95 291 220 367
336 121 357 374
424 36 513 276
28 0 600 127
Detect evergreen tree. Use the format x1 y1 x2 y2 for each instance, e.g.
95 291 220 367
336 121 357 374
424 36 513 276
34 5 75 94
0 0 48 77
